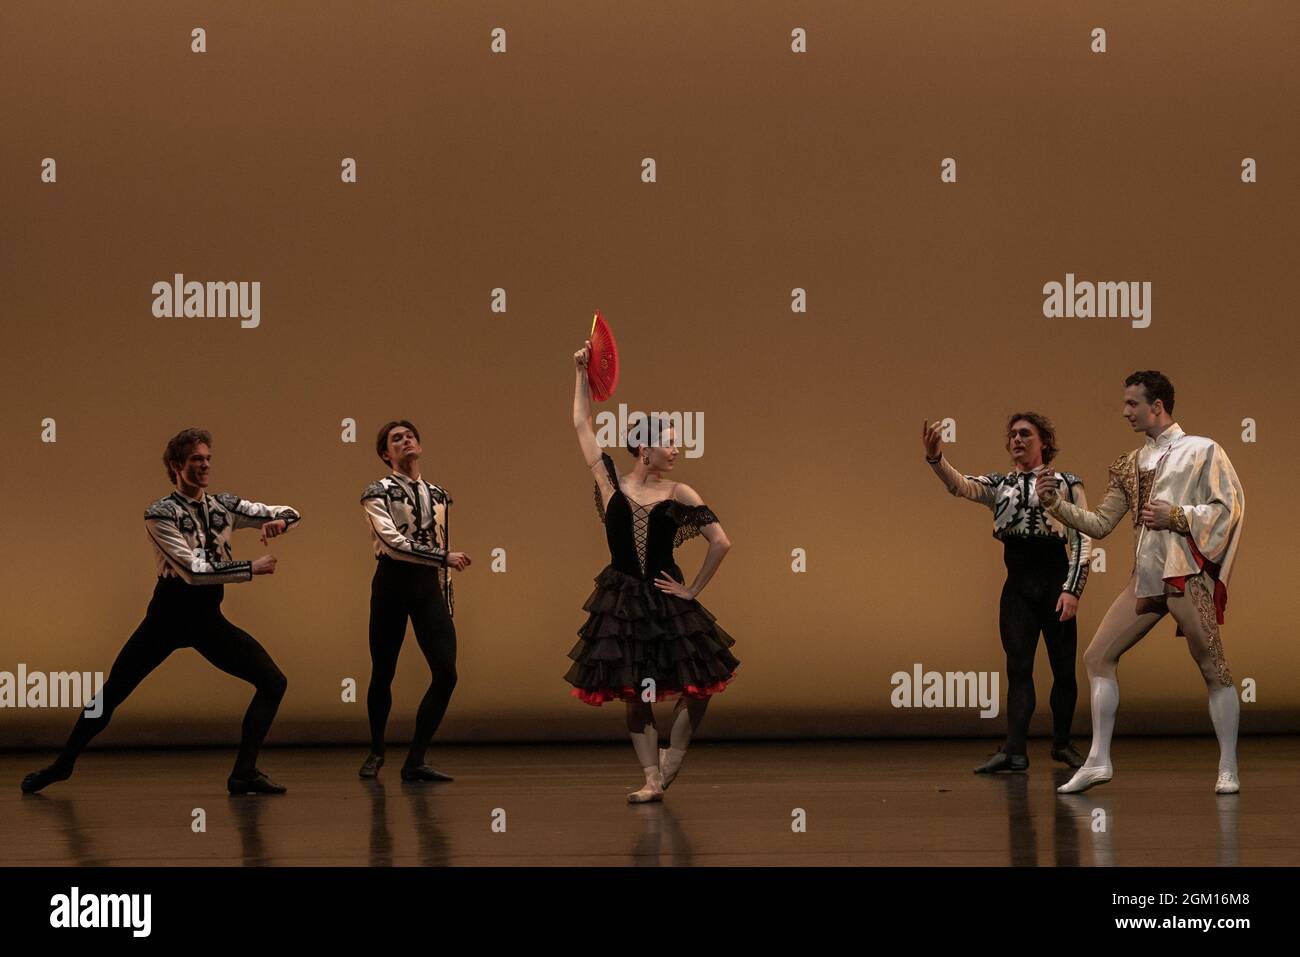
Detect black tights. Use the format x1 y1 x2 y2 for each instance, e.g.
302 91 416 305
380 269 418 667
54 579 287 778
366 557 458 766
999 540 1078 755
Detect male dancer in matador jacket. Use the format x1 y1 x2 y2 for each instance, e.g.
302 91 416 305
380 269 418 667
21 428 300 795
357 420 471 782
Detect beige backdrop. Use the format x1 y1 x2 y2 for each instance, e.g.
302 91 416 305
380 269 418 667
2 2 1297 745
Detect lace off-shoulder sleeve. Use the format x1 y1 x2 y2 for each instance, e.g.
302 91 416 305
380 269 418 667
667 501 720 547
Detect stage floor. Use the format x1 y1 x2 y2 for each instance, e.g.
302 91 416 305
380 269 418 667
2 738 1296 866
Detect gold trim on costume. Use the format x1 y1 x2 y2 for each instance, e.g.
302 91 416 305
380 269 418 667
1108 451 1141 525
1169 505 1190 534
1136 468 1156 526
1188 574 1233 688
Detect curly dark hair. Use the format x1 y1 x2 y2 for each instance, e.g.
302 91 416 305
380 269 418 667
1124 370 1175 414
1005 412 1059 466
376 420 420 466
163 428 212 483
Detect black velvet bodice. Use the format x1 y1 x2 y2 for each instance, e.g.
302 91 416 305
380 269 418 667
592 454 719 581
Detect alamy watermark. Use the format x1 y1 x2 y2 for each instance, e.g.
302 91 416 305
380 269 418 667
1042 273 1151 328
152 273 261 328
890 664 1000 718
594 403 704 458
1 665 104 716
50 887 151 937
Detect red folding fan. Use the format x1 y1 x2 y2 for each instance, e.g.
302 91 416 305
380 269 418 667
587 310 619 402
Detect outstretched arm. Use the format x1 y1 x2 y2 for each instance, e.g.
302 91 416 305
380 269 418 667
574 339 616 503
1037 458 1130 540
929 457 1001 506
923 419 997 506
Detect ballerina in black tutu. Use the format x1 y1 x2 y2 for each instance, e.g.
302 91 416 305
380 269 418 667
567 338 739 803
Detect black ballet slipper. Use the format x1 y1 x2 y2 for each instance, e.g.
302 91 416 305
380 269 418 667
227 768 287 795
20 764 72 795
358 753 385 779
1050 745 1085 768
400 764 454 783
974 750 1029 774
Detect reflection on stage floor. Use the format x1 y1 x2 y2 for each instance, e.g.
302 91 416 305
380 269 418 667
2 738 1295 866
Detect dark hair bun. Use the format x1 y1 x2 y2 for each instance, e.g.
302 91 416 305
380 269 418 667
625 413 674 458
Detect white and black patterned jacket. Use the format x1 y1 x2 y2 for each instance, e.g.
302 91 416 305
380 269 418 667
930 457 1091 597
360 473 452 566
361 472 454 614
144 491 302 585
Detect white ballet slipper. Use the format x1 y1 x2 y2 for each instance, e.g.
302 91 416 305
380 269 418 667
1056 763 1113 794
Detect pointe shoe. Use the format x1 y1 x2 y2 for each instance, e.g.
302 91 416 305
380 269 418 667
627 767 664 804
1051 746 1085 769
20 764 72 795
1215 770 1240 794
1057 763 1113 794
659 747 687 791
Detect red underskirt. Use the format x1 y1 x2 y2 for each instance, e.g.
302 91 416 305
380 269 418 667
570 676 733 707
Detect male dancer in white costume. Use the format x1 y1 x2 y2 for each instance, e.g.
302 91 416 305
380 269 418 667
1036 371 1244 794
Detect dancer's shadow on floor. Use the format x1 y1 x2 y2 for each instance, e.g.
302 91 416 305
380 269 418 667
995 773 1042 866
366 780 393 867
23 793 109 867
1052 764 1115 867
362 780 451 866
986 768 1085 866
628 802 693 867
1215 795 1239 867
227 793 273 866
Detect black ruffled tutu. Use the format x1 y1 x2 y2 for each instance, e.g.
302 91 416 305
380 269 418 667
565 565 740 706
